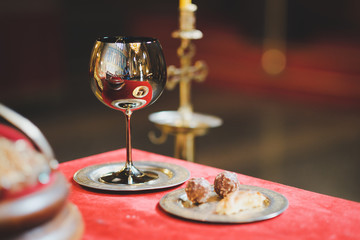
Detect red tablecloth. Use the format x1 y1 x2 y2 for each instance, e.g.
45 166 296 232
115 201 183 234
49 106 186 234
59 149 360 240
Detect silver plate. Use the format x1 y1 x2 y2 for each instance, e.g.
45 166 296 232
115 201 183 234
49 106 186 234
73 161 190 191
159 185 288 223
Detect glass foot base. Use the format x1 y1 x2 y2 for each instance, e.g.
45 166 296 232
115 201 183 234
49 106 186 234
99 165 159 184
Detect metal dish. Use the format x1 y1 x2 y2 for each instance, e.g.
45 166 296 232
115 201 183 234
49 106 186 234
73 161 190 191
159 185 288 223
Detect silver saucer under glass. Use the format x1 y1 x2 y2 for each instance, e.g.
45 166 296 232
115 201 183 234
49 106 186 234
73 161 190 191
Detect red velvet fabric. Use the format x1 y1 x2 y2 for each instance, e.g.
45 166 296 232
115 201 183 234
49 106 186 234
59 149 360 240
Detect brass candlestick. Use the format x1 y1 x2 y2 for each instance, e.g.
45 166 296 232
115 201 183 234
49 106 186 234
149 3 222 162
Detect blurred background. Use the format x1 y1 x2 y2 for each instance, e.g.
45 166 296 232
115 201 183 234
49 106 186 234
1 0 359 201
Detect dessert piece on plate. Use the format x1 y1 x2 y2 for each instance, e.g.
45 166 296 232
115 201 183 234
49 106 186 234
214 171 240 198
215 190 268 215
185 177 212 204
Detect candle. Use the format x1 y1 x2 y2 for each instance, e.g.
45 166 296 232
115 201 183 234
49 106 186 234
179 0 191 9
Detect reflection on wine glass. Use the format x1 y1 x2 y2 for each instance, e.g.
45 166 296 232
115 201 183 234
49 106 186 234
89 36 167 184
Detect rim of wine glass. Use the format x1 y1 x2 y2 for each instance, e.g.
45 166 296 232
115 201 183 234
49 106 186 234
97 36 159 44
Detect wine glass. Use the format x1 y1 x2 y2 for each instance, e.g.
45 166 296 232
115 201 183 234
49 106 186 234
89 36 167 184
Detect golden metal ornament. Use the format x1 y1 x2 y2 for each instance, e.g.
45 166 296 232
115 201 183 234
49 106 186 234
149 3 222 162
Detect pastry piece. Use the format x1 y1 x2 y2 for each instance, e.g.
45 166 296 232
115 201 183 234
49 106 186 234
185 177 211 204
215 190 268 215
214 171 240 198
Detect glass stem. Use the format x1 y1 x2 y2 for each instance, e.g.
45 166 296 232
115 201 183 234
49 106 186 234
125 108 133 169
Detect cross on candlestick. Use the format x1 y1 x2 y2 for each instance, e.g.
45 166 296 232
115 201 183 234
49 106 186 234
167 57 208 118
